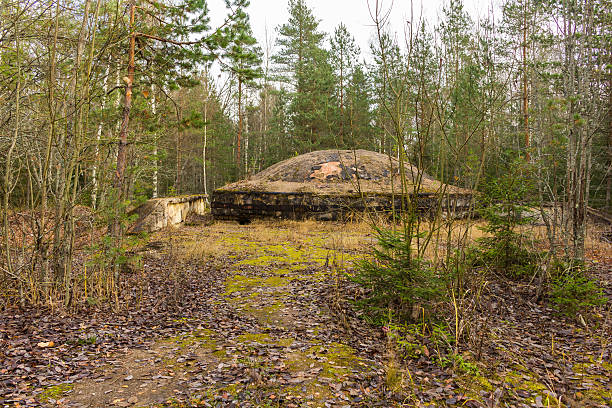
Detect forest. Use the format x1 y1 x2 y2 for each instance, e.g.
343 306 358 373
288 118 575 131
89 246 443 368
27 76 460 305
0 0 611 406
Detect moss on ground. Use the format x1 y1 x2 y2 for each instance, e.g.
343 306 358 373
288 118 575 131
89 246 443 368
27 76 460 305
163 329 216 350
285 342 365 380
572 359 612 404
150 221 375 407
224 275 290 295
237 333 270 343
39 383 73 403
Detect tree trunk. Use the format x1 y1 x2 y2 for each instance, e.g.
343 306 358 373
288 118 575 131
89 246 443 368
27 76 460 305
112 0 135 290
39 0 60 301
176 110 182 194
203 99 208 199
339 47 344 146
93 60 110 209
237 77 243 176
245 109 249 174
152 84 158 198
522 0 530 161
607 53 612 210
3 9 21 299
115 0 135 208
202 74 209 201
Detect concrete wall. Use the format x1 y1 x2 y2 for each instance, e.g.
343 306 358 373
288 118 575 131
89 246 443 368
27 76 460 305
128 195 208 233
211 190 473 222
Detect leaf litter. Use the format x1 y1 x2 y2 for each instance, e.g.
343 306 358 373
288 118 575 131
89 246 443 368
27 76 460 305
0 220 610 407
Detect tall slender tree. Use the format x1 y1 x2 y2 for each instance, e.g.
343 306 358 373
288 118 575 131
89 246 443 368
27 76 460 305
274 0 334 150
330 23 360 146
224 1 262 176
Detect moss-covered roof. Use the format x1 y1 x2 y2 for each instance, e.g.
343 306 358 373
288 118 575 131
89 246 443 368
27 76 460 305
218 149 468 195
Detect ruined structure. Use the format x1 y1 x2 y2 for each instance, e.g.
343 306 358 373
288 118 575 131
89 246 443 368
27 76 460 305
128 195 208 233
211 149 472 222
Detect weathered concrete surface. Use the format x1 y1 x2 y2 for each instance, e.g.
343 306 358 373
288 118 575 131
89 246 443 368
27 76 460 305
212 190 473 222
212 149 472 222
128 195 208 233
217 149 468 195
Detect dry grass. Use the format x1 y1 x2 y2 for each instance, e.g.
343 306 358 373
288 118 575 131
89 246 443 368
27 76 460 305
179 237 230 261
170 218 376 264
414 220 612 262
167 217 611 265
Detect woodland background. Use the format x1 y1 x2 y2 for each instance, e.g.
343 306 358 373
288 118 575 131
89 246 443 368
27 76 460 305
0 0 611 307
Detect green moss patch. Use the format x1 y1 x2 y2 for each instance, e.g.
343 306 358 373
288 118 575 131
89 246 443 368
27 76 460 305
225 275 290 295
163 328 216 350
572 360 612 404
243 300 287 325
236 332 271 343
39 383 73 403
285 342 366 380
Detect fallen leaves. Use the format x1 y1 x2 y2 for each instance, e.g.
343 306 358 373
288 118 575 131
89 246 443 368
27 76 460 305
1 220 610 407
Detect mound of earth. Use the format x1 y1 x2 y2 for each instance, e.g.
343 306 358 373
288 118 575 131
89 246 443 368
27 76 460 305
219 149 466 195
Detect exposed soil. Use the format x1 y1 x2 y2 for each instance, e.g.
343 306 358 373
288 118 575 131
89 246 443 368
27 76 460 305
0 219 610 407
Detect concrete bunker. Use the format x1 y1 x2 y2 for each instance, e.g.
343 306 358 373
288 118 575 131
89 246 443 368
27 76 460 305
128 194 208 233
211 149 472 222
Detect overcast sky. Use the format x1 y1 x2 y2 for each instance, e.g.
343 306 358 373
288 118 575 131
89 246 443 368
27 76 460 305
208 0 501 62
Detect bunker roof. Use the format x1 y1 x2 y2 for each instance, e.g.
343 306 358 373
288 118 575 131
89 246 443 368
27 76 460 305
218 149 467 195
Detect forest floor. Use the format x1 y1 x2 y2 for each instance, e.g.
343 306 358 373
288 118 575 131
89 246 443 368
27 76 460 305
1 218 611 407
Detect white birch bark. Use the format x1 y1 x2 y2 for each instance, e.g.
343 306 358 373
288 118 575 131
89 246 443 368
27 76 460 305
152 84 158 198
92 62 110 209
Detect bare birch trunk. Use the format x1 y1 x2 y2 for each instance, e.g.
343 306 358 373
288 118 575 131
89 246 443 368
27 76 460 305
202 76 209 201
522 0 530 161
152 84 158 198
237 77 243 176
3 8 21 300
607 54 612 210
39 0 61 302
93 61 110 209
245 106 249 175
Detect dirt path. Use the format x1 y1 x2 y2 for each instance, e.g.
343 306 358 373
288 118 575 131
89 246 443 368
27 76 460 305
2 220 610 407
66 221 387 408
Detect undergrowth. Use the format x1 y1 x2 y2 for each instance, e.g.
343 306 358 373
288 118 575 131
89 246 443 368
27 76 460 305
351 227 446 324
549 260 606 317
470 169 538 279
352 162 607 399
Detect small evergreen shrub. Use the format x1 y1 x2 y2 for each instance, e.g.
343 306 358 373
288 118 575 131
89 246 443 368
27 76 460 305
438 353 480 375
386 321 477 374
84 193 148 304
387 321 453 358
550 262 606 316
351 227 446 324
472 165 538 279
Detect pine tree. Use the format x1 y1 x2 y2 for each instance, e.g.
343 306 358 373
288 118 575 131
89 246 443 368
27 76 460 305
330 23 361 146
346 64 374 150
438 0 480 186
224 1 262 176
273 0 334 151
410 23 439 175
368 32 406 155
